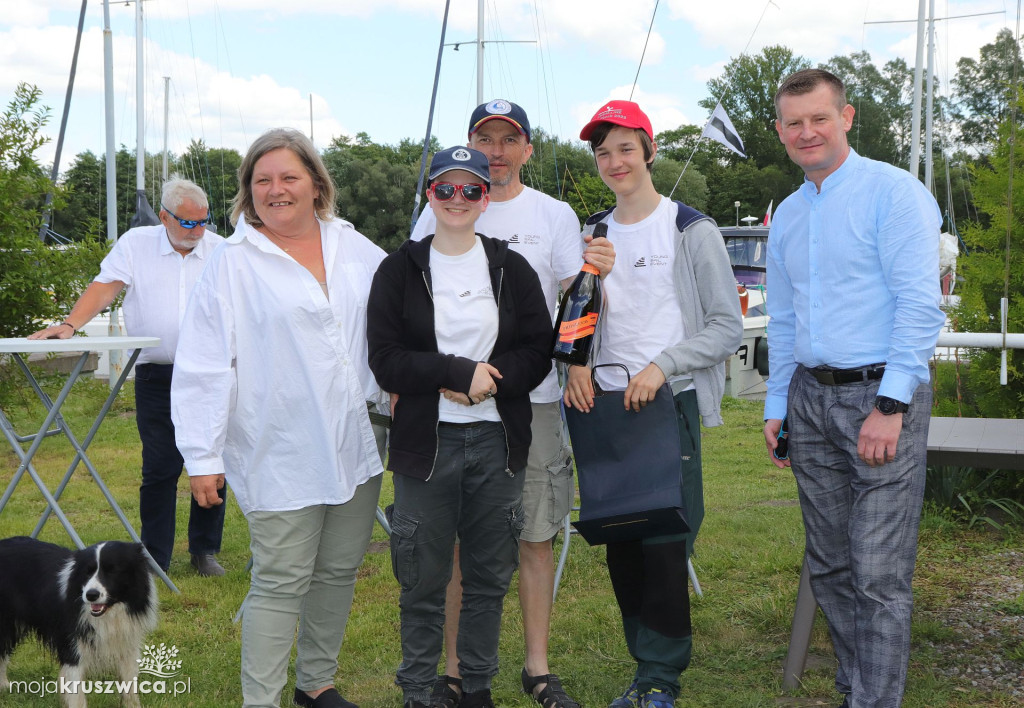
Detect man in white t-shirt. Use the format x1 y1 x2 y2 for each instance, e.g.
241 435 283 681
29 177 227 578
411 100 613 708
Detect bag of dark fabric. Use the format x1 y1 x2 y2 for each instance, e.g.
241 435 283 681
564 364 689 545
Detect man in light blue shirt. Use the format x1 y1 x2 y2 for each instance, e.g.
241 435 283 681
763 69 945 708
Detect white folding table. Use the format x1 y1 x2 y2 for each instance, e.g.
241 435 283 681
0 336 178 592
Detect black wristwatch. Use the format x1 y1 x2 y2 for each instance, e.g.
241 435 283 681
875 396 909 415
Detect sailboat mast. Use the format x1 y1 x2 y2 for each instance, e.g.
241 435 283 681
924 0 936 193
136 0 145 193
909 0 926 178
477 0 484 104
410 0 452 232
162 77 170 181
38 0 88 242
103 0 117 245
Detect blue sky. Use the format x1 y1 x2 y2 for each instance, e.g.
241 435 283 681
0 0 1012 176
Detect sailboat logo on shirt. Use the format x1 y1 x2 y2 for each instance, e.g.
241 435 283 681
506 233 540 246
634 254 669 268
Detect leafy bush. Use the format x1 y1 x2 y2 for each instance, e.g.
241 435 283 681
0 83 107 339
925 465 1024 529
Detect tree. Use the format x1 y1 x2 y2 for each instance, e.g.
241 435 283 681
322 135 425 252
522 127 599 202
0 84 106 338
651 157 708 213
53 144 167 240
51 150 103 240
823 51 909 166
700 45 811 172
563 172 613 222
656 124 725 177
656 123 793 225
952 29 1024 149
949 92 1023 418
178 139 241 233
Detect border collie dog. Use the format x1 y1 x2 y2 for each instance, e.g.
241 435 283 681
0 537 158 707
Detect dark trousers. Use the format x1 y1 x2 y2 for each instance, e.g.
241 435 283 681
605 389 703 698
135 363 225 571
389 421 525 700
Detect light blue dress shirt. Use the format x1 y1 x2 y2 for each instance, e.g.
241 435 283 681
764 149 945 421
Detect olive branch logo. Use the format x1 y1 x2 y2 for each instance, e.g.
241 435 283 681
136 643 182 678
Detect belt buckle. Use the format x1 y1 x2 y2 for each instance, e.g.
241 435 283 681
810 367 839 385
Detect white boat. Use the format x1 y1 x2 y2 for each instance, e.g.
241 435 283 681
721 225 770 400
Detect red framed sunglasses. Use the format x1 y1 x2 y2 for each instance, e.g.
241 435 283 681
429 182 488 202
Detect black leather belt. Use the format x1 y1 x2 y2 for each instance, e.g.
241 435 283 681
438 420 498 429
807 363 885 385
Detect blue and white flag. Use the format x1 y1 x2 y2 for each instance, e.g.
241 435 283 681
701 103 746 158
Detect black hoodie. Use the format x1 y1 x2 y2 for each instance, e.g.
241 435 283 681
367 234 553 480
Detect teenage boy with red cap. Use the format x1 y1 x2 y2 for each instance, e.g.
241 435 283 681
565 101 742 708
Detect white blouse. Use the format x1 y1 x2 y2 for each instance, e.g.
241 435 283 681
171 217 386 514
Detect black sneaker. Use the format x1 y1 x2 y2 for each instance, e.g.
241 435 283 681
430 675 462 707
459 689 494 708
293 687 357 708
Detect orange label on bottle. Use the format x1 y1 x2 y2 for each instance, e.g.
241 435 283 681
581 263 600 276
558 313 598 342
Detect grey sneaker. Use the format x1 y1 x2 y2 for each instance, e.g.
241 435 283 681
190 553 226 577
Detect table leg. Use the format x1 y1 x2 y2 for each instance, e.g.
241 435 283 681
782 555 818 689
0 353 89 547
28 349 179 593
2 350 178 593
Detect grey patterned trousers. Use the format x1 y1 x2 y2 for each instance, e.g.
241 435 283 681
788 366 931 708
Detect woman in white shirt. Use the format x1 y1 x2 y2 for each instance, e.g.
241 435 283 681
172 128 386 708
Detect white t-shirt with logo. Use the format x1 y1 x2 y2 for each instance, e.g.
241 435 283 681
430 237 501 423
595 197 691 392
412 186 582 403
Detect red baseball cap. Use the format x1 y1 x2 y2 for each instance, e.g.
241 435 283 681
579 100 654 141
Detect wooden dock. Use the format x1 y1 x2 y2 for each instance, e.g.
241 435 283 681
927 416 1024 470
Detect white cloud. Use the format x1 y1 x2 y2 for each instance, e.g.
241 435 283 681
3 0 1015 175
571 84 690 138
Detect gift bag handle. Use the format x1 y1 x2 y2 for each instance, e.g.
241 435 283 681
590 363 629 396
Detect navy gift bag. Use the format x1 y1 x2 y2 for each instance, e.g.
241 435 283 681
564 364 689 545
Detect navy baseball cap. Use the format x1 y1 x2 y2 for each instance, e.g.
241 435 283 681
428 146 491 185
468 99 531 142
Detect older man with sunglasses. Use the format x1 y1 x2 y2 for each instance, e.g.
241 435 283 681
29 176 227 577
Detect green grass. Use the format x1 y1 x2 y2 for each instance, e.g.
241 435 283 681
1 378 1021 706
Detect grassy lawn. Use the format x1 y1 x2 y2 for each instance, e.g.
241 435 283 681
0 376 1020 707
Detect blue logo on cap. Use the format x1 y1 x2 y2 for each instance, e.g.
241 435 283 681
452 148 472 161
486 100 512 115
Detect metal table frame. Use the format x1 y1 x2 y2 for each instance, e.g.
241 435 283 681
0 337 178 593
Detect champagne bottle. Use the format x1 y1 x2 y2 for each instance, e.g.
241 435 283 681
552 223 607 365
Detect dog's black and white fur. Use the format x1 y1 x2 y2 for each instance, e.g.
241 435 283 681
0 537 158 707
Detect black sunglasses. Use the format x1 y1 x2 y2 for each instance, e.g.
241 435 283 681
773 417 790 461
429 182 487 202
162 205 212 229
